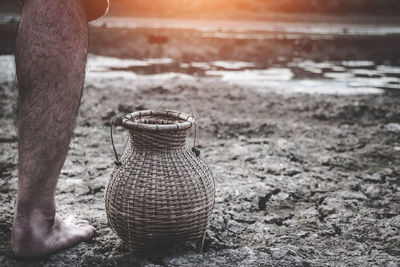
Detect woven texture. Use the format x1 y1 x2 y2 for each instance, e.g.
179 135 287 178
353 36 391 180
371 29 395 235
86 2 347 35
105 111 215 251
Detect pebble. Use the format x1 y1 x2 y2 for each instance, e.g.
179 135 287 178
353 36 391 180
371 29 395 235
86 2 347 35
363 185 381 199
386 123 400 132
362 173 383 183
341 191 368 201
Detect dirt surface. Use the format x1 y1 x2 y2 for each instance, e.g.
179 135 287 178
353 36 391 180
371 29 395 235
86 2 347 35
1 20 400 266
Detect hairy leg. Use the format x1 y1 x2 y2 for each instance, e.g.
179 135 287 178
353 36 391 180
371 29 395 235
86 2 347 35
12 0 95 258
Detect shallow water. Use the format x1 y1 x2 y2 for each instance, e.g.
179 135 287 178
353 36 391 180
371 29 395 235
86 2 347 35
86 54 400 95
2 54 399 95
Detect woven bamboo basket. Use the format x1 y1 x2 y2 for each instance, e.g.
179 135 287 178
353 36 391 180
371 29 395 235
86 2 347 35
105 109 215 252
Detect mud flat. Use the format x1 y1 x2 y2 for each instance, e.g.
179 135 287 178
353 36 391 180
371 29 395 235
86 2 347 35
0 19 400 266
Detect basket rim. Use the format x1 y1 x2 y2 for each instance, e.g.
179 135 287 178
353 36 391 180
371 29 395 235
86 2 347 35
120 110 195 131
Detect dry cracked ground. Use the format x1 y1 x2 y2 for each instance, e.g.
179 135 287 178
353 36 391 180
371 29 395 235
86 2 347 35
1 75 400 266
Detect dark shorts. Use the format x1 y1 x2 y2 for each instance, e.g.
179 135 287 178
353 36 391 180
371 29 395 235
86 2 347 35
85 0 109 22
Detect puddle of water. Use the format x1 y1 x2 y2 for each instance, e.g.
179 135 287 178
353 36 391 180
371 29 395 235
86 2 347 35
323 72 353 80
212 61 256 69
341 61 375 67
2 54 398 95
206 68 293 81
87 55 173 72
190 62 211 69
290 59 400 91
351 69 383 77
350 77 400 90
289 60 337 74
284 80 383 95
0 14 19 25
86 64 194 90
0 55 15 82
204 68 382 95
377 65 400 74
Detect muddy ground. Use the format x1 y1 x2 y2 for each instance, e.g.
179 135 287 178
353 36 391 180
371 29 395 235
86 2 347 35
1 19 400 266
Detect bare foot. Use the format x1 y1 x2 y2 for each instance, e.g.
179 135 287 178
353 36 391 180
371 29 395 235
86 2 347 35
12 209 95 258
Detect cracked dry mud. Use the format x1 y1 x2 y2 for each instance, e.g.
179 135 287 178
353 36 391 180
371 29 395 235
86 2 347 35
1 77 399 266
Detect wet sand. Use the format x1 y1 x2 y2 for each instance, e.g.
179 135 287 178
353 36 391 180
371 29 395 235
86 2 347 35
0 18 400 266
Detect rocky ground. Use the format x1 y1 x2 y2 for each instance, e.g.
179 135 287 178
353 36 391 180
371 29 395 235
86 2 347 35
0 19 400 266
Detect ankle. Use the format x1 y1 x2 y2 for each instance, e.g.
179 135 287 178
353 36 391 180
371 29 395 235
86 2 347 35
15 197 56 218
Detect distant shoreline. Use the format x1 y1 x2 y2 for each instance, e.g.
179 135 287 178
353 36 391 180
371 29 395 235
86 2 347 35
1 9 400 26
89 16 400 37
105 13 400 26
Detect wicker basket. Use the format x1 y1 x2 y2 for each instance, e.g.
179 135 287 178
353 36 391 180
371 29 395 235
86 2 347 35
105 110 215 251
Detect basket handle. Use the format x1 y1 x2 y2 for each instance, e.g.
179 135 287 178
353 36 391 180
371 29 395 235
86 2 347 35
155 96 200 156
110 114 127 166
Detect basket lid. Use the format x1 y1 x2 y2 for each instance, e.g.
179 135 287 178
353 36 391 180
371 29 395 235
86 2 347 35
116 110 195 131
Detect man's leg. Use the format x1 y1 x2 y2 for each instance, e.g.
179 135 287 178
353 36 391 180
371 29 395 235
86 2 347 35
12 0 95 258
